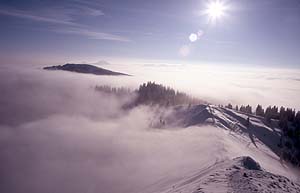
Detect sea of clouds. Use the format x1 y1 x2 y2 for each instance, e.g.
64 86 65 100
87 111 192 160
0 64 299 193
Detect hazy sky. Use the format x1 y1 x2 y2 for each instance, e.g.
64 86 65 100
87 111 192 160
0 0 300 67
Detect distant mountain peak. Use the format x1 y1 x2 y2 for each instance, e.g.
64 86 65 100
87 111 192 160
43 63 130 76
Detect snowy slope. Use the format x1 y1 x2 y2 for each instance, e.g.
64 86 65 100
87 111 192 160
142 156 300 193
158 104 282 159
141 104 300 193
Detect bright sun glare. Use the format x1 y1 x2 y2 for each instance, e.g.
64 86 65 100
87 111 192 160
204 0 228 22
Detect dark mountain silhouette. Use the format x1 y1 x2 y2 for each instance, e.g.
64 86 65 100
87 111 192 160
43 63 130 76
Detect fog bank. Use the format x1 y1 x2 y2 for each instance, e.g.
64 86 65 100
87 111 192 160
107 63 300 110
0 65 299 193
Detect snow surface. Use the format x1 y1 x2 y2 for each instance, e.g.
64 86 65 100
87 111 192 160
142 156 300 193
140 105 300 193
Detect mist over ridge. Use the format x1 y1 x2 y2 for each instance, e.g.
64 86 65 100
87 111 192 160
1 64 300 193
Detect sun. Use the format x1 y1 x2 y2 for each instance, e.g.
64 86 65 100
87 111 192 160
207 1 225 18
204 0 228 23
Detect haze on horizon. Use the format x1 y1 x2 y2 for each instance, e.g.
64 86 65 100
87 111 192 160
1 0 300 110
0 0 300 68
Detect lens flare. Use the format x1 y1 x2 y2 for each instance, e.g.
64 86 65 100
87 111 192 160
189 33 198 42
179 45 190 57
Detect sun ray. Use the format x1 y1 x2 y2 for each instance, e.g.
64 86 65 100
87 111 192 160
203 0 228 24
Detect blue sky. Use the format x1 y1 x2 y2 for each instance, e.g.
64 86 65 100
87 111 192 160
0 0 300 67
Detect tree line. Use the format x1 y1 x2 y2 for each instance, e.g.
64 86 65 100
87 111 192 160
95 85 132 97
225 103 300 130
135 82 202 106
95 81 203 107
226 103 300 165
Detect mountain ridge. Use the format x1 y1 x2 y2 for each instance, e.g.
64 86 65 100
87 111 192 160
43 63 130 76
139 104 300 193
141 156 300 193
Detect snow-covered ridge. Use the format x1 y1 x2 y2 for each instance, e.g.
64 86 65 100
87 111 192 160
142 156 300 193
156 104 282 157
142 104 300 193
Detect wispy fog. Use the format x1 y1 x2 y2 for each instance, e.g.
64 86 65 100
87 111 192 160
98 63 300 110
0 64 299 193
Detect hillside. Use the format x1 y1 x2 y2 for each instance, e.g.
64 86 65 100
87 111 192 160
44 63 130 76
154 105 282 156
142 156 300 193
139 104 300 193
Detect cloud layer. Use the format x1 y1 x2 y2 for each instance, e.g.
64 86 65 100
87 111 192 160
99 63 300 110
0 67 235 193
0 65 299 193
